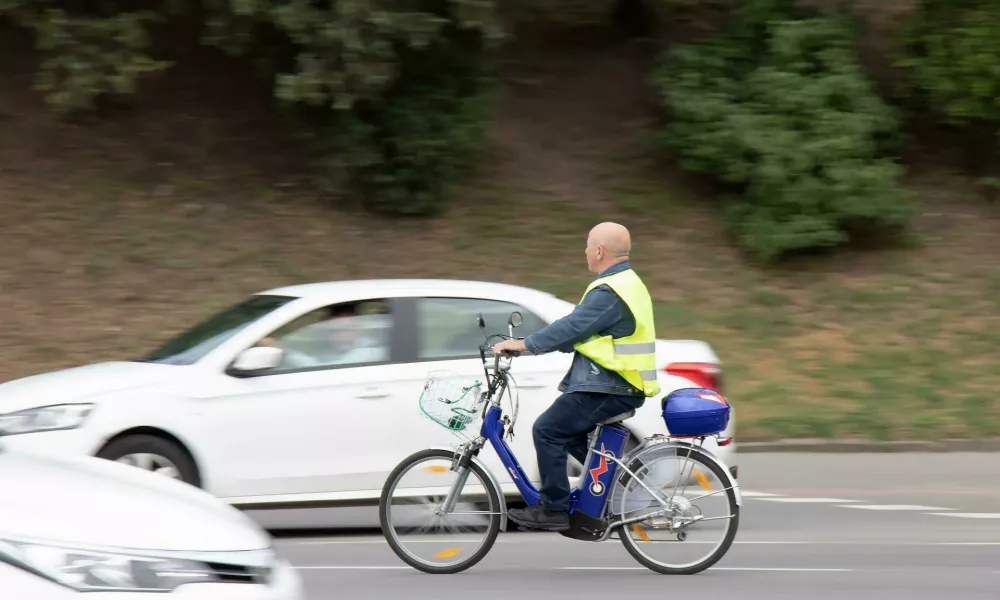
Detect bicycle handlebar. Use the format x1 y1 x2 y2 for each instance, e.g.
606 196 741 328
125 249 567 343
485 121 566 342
478 335 524 397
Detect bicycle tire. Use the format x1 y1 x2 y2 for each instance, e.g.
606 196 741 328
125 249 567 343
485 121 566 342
618 446 740 575
379 448 502 574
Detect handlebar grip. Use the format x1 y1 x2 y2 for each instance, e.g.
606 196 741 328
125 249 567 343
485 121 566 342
481 344 521 358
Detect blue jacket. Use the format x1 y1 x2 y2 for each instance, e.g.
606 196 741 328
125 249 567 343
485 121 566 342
523 260 648 402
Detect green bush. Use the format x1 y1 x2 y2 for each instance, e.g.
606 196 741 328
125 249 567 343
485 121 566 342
203 0 503 215
897 0 1000 129
652 0 914 261
0 0 502 215
300 26 496 215
1 4 170 112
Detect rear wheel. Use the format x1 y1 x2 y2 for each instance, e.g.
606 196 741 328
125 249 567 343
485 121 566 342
617 445 739 574
379 448 502 574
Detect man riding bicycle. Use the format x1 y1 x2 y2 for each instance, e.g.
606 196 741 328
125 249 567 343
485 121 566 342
491 221 660 532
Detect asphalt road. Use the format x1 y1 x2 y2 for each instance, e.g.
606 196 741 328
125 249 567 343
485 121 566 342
247 452 1000 599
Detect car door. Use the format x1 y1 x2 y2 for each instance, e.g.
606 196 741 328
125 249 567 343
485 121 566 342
383 295 573 487
184 297 418 500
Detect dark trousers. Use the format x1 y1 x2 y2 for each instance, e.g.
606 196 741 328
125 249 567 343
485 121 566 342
532 391 644 512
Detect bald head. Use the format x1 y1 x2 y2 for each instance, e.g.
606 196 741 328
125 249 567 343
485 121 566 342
585 222 631 273
590 222 631 256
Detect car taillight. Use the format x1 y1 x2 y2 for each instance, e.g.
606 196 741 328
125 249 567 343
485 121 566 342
664 362 722 392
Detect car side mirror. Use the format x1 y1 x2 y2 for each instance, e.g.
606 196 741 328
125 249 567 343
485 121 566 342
477 313 486 331
230 346 283 374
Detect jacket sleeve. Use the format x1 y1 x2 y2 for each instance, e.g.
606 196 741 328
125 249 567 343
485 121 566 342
523 285 626 355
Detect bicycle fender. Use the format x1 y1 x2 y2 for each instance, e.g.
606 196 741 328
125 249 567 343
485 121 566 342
428 446 509 531
627 439 742 506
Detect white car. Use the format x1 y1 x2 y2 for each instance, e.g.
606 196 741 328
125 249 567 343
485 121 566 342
0 443 303 598
0 279 737 510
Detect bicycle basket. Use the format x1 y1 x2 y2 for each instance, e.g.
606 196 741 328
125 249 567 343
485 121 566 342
418 371 484 432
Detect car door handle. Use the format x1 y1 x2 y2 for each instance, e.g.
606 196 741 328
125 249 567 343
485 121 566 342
357 392 389 400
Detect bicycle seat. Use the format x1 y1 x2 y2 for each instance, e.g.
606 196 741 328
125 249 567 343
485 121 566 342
597 409 636 426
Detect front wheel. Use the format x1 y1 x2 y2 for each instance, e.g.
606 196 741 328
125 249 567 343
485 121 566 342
379 448 502 574
97 434 201 487
616 445 739 574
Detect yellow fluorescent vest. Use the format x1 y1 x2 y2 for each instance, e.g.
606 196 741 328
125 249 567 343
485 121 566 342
573 267 660 397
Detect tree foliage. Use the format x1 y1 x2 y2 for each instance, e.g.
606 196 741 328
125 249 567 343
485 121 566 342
651 0 914 262
0 0 502 215
298 21 496 215
896 0 1000 130
1 3 170 112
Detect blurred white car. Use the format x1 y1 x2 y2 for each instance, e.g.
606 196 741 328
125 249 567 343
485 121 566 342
0 443 303 598
0 279 736 510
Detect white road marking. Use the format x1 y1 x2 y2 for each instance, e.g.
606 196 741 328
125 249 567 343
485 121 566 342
283 538 1000 547
292 539 452 545
934 542 1000 546
712 567 854 572
560 567 854 572
836 505 957 511
926 513 1000 519
751 497 864 503
739 491 785 498
294 566 411 570
291 565 855 572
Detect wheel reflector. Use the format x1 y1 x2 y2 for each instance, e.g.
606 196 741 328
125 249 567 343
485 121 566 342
631 523 651 543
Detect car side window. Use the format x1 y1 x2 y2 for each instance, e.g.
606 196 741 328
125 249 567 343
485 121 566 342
254 299 393 371
416 297 548 360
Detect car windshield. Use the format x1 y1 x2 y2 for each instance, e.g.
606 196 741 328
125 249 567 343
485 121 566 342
138 294 295 365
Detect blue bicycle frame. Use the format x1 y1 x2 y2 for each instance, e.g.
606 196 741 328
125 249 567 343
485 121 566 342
476 386 633 540
482 401 629 509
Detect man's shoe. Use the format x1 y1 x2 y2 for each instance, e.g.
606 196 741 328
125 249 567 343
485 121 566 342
508 505 570 532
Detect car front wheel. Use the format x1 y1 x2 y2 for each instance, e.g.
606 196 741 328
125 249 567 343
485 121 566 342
97 434 201 488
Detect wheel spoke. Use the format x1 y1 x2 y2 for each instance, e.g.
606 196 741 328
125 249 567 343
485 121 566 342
615 448 739 574
380 451 501 574
155 466 181 478
117 452 179 475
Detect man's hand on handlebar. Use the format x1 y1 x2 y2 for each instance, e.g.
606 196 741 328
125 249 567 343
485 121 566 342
492 338 527 357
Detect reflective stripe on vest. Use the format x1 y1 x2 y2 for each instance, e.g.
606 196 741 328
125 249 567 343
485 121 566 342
614 341 656 355
572 268 660 397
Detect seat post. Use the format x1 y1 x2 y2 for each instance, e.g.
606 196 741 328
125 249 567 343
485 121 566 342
579 423 605 477
591 423 605 444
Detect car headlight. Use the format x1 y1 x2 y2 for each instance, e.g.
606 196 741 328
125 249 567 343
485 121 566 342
0 404 93 436
0 538 227 592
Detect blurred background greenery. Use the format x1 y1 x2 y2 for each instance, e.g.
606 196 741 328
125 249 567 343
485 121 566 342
0 0 997 441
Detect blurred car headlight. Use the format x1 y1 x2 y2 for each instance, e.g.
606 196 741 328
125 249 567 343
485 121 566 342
0 538 229 592
0 404 93 436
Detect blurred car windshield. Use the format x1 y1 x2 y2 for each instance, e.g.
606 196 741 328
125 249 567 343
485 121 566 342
139 294 295 365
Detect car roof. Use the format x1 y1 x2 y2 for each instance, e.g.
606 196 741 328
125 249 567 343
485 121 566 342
257 278 560 302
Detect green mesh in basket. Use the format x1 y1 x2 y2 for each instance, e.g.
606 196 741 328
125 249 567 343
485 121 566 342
419 372 484 431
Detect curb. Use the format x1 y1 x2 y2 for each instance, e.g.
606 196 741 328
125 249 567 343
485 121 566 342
736 438 1000 453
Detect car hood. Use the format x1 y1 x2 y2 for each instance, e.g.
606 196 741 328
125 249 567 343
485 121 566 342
0 448 271 552
0 361 180 412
